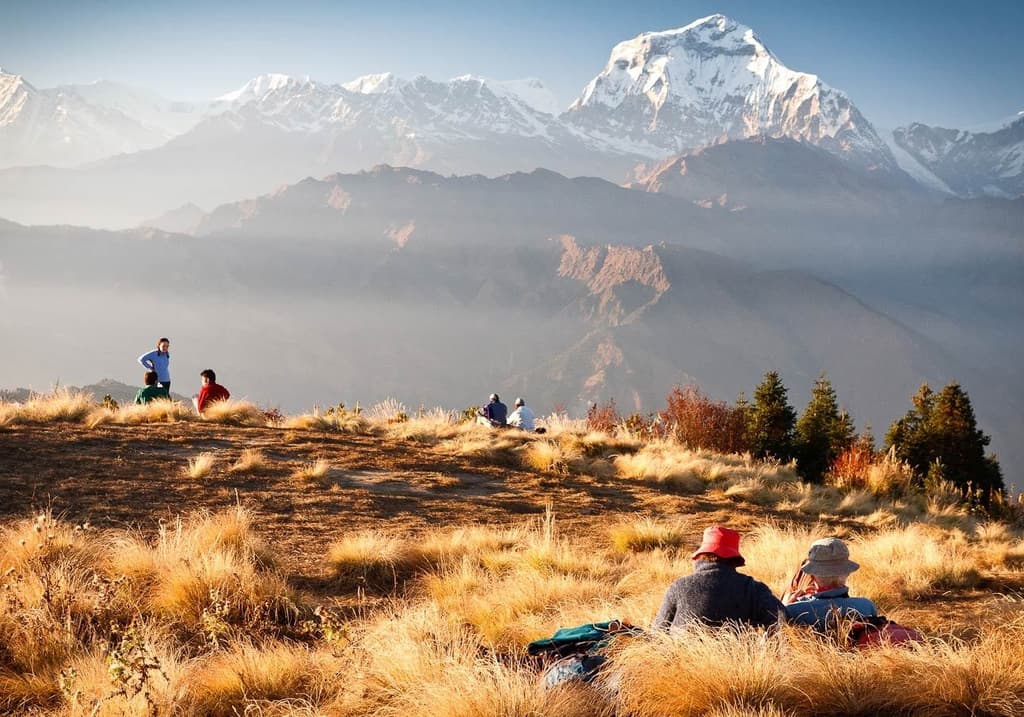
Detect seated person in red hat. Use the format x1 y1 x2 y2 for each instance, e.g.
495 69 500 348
652 525 783 630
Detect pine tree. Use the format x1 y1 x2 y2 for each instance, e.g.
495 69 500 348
748 371 797 462
930 382 1001 503
886 383 936 483
794 374 855 483
886 381 1004 505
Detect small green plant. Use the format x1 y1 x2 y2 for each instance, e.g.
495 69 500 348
460 405 481 423
299 605 351 648
102 394 119 411
101 622 168 714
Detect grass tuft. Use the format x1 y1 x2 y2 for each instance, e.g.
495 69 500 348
200 399 267 426
291 459 330 483
0 388 95 425
609 518 689 554
229 448 272 475
184 452 216 479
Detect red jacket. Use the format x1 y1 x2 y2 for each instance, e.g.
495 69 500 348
197 382 230 412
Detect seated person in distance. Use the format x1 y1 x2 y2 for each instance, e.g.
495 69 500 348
507 397 536 431
193 369 231 413
134 371 170 405
477 393 507 428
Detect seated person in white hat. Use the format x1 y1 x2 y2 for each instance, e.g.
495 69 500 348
783 537 878 632
507 397 535 431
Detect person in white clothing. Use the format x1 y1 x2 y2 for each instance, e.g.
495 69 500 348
507 397 535 431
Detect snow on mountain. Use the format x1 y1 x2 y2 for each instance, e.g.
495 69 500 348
214 72 563 139
882 130 954 195
564 14 896 170
342 72 399 95
216 73 307 104
0 68 170 168
892 117 1024 197
487 78 561 116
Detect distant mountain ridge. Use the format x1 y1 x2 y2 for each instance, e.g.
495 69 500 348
0 70 172 167
7 13 1020 227
0 379 188 406
892 116 1024 198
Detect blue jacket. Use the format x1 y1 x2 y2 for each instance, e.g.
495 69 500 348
652 561 784 630
483 400 508 426
138 350 171 382
785 587 878 631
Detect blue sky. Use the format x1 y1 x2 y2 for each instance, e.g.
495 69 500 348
2 0 1021 129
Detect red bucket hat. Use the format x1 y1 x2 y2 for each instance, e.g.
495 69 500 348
691 526 745 565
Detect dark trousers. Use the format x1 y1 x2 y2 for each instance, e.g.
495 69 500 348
160 381 171 392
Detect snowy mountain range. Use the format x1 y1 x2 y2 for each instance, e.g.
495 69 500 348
0 14 1019 227
892 116 1024 198
0 69 178 167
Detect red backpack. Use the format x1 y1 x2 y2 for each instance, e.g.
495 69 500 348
848 616 924 649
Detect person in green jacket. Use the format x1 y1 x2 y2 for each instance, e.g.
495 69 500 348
135 371 170 404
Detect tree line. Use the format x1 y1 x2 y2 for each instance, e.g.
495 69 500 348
587 372 1004 506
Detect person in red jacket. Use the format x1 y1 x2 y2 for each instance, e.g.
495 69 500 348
193 369 231 413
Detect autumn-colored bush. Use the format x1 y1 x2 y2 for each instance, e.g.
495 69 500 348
586 399 620 433
659 385 750 454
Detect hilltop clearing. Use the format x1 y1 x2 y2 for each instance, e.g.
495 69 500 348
0 420 823 579
2 397 1024 715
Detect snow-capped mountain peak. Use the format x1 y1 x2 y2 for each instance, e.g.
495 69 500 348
342 72 399 95
565 14 894 170
217 73 307 104
487 78 561 116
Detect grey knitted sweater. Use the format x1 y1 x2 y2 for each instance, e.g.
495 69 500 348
652 561 784 630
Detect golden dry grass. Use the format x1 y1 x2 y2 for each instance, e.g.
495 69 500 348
199 399 266 426
326 530 409 590
2 500 1023 716
613 442 797 495
280 410 370 433
611 622 1024 717
3 412 1024 716
183 452 216 479
609 517 689 554
228 448 272 475
0 388 95 425
88 399 193 427
291 458 330 483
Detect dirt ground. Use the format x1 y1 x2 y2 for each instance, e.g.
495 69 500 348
0 423 723 576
